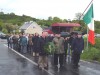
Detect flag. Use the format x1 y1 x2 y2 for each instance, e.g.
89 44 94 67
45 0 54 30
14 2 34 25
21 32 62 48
83 4 95 45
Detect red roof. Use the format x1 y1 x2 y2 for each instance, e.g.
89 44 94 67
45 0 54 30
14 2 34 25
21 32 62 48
52 23 80 27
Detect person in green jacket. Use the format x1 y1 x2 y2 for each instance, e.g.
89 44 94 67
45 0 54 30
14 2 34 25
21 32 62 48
52 33 65 68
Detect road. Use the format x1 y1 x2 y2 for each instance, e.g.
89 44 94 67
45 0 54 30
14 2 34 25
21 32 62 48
0 39 100 75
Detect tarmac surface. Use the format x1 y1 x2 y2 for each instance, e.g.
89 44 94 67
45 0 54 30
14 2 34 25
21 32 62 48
0 39 100 75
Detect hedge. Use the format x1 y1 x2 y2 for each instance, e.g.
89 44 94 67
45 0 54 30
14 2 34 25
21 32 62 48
81 38 100 62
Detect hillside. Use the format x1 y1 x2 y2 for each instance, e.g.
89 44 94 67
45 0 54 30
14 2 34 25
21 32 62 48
0 12 100 34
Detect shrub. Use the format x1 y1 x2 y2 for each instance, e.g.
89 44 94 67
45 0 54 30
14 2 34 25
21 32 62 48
81 47 100 62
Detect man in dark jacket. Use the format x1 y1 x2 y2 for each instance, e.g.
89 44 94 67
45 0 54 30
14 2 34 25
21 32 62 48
71 33 84 68
38 32 49 70
32 33 40 56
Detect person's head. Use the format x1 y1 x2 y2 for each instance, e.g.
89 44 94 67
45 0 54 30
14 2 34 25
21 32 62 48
35 33 39 36
71 33 77 38
55 33 61 38
65 37 69 40
77 33 82 38
50 34 54 37
42 32 48 38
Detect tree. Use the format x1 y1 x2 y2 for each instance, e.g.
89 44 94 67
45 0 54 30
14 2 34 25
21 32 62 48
62 19 68 22
52 17 62 23
10 12 15 15
0 21 3 31
2 28 8 33
75 13 83 20
0 12 4 15
5 23 15 33
48 16 52 21
95 21 100 33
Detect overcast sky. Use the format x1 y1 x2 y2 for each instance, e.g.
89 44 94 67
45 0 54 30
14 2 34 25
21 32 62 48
0 0 99 20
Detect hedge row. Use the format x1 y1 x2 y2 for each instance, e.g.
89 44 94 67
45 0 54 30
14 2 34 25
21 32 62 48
81 38 100 62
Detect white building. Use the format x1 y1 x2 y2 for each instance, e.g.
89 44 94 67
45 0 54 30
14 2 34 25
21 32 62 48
19 21 43 35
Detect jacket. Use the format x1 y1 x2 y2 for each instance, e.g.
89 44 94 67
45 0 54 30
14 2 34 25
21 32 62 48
19 36 27 46
38 36 50 56
53 37 65 54
71 37 84 53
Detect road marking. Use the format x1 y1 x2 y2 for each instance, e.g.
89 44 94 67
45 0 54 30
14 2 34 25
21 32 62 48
4 44 100 75
4 44 54 75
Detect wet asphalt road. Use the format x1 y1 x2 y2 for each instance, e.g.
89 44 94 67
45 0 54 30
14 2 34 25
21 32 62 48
0 39 100 75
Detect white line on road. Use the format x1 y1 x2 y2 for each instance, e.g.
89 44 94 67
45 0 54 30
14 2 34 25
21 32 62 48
4 44 54 75
4 44 100 75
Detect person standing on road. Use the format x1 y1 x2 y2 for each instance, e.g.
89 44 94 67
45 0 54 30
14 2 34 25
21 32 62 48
32 33 40 56
28 34 33 54
9 34 13 48
64 37 69 60
19 34 28 54
52 33 65 68
69 32 78 63
71 32 84 68
12 34 19 50
6 34 11 48
38 32 49 70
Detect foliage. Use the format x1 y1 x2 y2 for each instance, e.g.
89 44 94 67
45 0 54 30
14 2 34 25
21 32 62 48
2 28 8 33
44 42 55 54
81 47 100 62
81 38 100 62
0 12 100 34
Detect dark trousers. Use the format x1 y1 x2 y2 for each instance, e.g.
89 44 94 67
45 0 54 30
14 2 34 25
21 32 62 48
8 42 10 48
28 45 33 54
72 51 81 66
54 53 64 66
64 48 67 58
18 44 21 52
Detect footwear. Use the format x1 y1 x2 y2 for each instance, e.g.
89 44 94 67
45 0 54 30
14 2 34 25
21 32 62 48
73 64 79 68
38 65 43 70
54 65 58 71
44 67 48 70
60 65 64 69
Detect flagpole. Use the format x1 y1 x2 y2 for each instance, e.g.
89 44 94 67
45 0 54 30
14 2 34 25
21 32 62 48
87 27 89 50
81 0 93 17
79 0 93 50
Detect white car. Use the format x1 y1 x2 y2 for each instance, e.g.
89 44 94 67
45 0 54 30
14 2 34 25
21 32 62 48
95 34 100 38
0 32 6 39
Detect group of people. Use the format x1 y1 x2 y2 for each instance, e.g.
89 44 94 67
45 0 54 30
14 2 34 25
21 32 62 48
6 31 84 70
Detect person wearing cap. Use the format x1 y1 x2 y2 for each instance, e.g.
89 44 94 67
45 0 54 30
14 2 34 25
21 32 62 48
52 33 65 68
71 32 84 68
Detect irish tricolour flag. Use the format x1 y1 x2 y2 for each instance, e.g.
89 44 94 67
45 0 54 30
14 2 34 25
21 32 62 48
83 4 95 45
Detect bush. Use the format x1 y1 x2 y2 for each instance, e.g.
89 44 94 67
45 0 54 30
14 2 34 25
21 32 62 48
94 38 100 49
2 28 8 33
81 47 100 62
81 38 100 62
